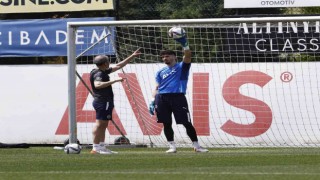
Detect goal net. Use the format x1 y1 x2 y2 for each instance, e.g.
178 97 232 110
64 16 320 147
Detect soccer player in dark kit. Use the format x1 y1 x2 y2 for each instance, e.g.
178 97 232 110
90 49 141 154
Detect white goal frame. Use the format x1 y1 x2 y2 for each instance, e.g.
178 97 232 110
67 16 320 146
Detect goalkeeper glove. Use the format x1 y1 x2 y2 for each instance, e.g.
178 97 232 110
148 100 155 115
175 36 189 48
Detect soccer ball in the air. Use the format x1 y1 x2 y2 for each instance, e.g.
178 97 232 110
168 27 186 39
64 143 82 154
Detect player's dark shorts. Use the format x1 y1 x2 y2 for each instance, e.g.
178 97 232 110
155 93 191 124
92 98 114 121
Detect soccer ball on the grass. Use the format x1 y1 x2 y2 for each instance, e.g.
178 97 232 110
63 138 80 147
64 143 82 154
168 27 186 39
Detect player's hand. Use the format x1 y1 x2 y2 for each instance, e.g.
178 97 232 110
148 100 155 115
114 77 125 83
175 36 188 48
132 48 142 57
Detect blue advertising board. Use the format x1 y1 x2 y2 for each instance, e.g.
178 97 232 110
0 17 115 57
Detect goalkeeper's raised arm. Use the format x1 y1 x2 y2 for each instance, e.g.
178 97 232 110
169 27 191 64
182 47 191 64
176 35 191 63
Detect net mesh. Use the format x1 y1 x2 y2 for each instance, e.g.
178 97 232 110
67 19 320 147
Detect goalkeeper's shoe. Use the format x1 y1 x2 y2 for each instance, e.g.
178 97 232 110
194 147 209 153
166 148 177 153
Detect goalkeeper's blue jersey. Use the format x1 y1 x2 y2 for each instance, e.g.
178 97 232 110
155 62 191 94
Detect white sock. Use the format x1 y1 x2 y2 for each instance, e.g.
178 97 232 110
168 141 176 149
193 141 200 149
99 142 107 150
93 144 100 151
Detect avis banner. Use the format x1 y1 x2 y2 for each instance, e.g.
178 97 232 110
0 17 115 57
0 0 114 14
224 0 320 8
0 63 320 146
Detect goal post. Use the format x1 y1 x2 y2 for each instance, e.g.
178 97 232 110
67 25 77 144
67 16 320 147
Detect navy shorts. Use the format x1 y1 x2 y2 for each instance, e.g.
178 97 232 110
155 93 191 124
92 99 114 121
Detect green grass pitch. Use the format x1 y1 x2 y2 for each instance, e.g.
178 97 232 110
1 147 320 179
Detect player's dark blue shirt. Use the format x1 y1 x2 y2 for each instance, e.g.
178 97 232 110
90 68 114 100
155 62 191 94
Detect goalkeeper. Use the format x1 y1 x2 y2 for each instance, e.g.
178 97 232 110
148 28 208 153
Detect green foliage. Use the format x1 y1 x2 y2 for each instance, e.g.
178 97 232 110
301 7 320 14
118 0 227 20
283 7 320 15
279 53 319 62
156 0 220 19
118 0 161 20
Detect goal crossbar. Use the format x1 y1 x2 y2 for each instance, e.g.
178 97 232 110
67 16 320 27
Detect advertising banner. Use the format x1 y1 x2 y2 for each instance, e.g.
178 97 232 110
0 0 114 14
0 63 320 147
0 17 115 57
225 0 320 8
220 20 320 55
